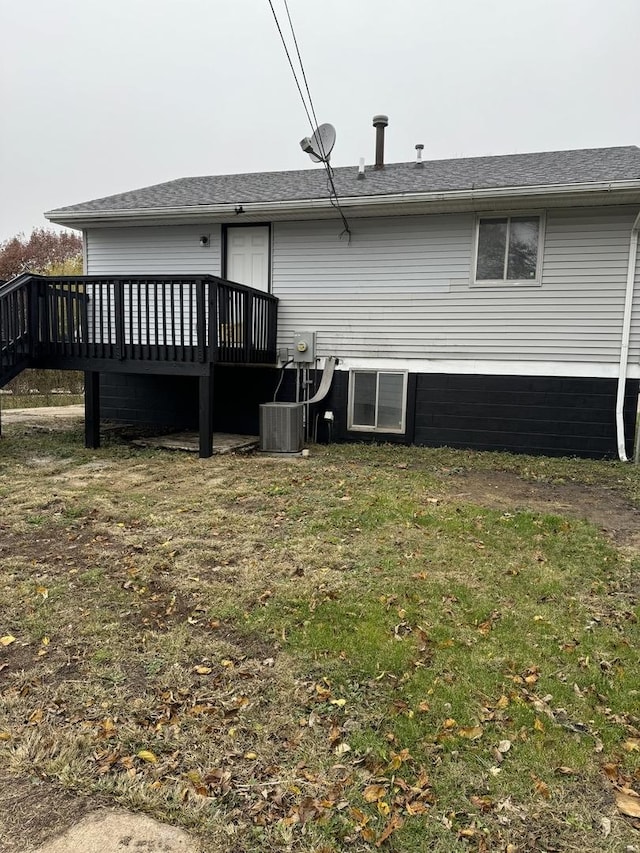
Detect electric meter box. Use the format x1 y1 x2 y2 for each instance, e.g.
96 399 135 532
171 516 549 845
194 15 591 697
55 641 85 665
292 331 316 363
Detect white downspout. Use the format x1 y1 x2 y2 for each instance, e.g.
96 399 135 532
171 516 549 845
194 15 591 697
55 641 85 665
616 210 640 461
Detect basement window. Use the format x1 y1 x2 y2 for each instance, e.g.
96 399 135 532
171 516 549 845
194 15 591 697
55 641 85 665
348 370 407 433
474 215 543 284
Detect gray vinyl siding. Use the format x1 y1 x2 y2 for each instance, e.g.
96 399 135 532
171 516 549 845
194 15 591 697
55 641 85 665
84 208 640 368
85 226 222 346
272 207 640 365
86 225 222 276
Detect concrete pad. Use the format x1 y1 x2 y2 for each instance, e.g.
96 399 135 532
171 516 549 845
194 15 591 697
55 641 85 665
1 406 258 456
131 431 258 454
34 810 201 853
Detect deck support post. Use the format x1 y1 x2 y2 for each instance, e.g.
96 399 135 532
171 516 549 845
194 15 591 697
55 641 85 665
198 366 214 458
84 371 101 449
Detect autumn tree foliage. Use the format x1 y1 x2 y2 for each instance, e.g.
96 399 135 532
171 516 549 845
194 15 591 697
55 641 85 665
0 228 83 280
1 229 84 398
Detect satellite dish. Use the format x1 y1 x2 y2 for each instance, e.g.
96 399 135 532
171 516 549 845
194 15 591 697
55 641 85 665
299 123 336 164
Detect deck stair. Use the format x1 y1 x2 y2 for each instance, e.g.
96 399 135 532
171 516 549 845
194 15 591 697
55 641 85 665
0 274 33 388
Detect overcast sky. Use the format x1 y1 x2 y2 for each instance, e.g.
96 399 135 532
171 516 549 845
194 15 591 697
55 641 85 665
1 0 639 242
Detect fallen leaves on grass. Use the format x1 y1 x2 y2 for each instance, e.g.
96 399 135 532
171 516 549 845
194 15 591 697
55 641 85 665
511 665 540 686
531 774 551 798
477 610 501 635
457 725 483 740
614 788 640 819
375 813 403 847
470 795 495 813
554 766 578 776
602 764 640 829
136 749 158 763
2 441 640 853
363 783 387 803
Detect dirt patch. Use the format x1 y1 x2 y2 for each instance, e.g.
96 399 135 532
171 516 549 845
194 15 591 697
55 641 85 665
124 579 207 633
439 470 640 554
0 641 38 678
1 639 89 685
217 625 281 663
0 773 108 852
0 522 138 577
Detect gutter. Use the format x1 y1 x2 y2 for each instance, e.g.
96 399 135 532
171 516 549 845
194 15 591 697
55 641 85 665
44 179 640 228
616 210 640 461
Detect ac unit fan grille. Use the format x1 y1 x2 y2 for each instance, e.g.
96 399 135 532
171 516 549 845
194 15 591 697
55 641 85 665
259 402 304 453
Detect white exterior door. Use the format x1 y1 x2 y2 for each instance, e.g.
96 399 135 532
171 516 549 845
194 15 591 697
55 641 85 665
225 226 270 292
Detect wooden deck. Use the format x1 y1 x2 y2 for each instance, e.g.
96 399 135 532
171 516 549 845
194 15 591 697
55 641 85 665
0 274 279 457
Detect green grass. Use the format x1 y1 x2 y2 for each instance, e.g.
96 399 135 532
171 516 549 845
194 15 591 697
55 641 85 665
0 393 83 409
0 427 638 851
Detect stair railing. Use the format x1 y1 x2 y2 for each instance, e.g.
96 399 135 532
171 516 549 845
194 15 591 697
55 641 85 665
0 275 35 386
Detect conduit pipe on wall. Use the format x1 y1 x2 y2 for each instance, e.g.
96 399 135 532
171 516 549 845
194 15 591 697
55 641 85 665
307 356 337 405
616 210 640 461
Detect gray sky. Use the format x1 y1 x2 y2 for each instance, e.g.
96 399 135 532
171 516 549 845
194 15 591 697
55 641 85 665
1 0 639 242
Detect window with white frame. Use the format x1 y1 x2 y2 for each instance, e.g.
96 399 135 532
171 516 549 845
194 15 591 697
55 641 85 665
474 215 542 283
348 370 407 433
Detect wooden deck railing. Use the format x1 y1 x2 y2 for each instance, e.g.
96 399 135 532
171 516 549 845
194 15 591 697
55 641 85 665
0 274 278 383
0 275 33 384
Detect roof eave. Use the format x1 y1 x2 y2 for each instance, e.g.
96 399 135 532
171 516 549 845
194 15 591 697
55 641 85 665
45 179 640 228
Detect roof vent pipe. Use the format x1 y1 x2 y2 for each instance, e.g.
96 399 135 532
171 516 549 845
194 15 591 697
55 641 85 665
357 157 366 179
415 143 424 166
373 114 388 170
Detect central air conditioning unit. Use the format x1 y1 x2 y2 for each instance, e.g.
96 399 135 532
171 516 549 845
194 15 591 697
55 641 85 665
259 402 304 453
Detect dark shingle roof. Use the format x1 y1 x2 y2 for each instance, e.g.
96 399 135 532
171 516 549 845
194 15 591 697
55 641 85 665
48 146 640 215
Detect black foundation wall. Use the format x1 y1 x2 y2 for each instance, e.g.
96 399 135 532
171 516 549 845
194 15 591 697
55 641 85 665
100 368 639 460
100 366 279 435
309 371 638 459
101 373 198 429
212 366 280 434
413 374 639 459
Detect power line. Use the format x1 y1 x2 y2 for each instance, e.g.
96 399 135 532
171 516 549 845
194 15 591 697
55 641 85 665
282 0 323 156
266 0 351 240
281 0 350 237
266 0 315 135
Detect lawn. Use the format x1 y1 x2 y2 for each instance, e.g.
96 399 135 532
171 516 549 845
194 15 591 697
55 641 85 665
0 423 639 852
0 393 84 409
